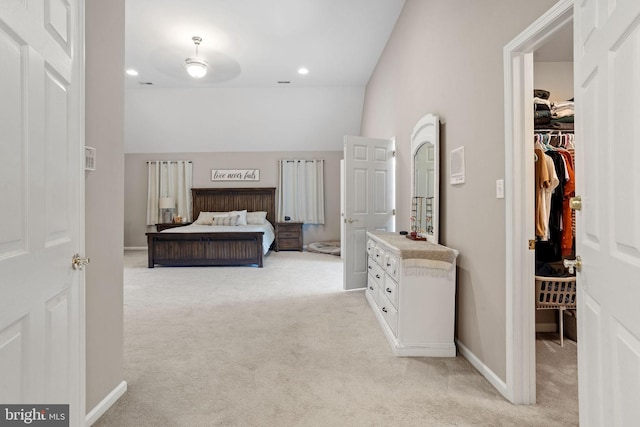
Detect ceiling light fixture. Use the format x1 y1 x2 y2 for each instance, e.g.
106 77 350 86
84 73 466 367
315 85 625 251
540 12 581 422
126 69 139 76
297 67 309 75
185 36 208 78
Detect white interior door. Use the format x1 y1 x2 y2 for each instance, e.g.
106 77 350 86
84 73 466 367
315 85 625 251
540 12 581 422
0 1 85 425
575 0 640 425
343 135 394 290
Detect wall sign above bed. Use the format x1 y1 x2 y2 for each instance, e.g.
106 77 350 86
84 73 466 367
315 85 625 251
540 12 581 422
211 169 260 181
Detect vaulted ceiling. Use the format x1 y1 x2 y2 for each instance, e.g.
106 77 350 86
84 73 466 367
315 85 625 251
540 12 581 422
125 0 407 88
123 0 572 153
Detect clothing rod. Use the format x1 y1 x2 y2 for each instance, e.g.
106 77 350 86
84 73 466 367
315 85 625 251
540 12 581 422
533 129 574 133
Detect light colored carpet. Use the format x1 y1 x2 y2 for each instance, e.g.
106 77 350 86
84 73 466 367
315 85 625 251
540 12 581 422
94 250 578 426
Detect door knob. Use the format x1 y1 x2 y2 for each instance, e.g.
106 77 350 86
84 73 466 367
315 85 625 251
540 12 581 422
563 256 582 274
346 218 359 224
72 253 90 270
569 195 582 211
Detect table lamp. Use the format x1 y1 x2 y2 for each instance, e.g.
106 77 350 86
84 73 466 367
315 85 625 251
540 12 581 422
159 197 175 223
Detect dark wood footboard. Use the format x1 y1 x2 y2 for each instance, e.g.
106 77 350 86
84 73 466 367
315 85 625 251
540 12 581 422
146 232 265 268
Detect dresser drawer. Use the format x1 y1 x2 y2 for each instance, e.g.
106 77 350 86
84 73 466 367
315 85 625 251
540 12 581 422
278 239 302 250
367 272 379 296
383 274 399 309
368 258 384 286
378 291 398 336
374 246 386 265
279 230 300 238
366 239 376 256
384 253 399 281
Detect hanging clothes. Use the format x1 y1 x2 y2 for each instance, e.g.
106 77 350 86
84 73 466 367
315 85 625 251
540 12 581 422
558 148 575 256
541 153 560 241
545 150 567 260
533 131 576 261
534 141 550 238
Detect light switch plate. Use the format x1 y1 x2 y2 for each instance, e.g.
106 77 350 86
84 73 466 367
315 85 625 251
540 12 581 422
496 179 504 199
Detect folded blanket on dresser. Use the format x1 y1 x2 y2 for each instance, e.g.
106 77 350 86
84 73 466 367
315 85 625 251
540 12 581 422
370 231 458 276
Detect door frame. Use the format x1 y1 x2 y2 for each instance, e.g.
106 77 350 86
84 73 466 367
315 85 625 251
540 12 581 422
503 0 574 404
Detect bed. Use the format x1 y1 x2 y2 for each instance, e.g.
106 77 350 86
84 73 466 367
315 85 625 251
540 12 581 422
146 187 276 268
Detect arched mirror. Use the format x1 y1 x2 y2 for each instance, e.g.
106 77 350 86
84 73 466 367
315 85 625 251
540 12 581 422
410 113 439 244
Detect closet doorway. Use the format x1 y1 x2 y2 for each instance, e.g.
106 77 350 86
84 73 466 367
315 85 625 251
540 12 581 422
509 0 640 420
532 22 578 410
503 0 575 405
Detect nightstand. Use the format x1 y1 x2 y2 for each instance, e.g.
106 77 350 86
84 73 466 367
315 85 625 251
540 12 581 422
275 222 303 251
155 222 191 232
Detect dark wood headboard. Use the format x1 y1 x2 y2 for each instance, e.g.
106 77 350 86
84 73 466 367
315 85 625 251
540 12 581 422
191 187 277 225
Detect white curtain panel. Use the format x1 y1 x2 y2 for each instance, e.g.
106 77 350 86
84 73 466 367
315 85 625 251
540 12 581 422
146 161 193 225
278 159 325 224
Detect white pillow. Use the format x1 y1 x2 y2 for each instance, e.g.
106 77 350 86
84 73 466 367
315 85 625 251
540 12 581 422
229 210 247 225
194 211 228 225
246 211 267 225
194 212 215 225
212 215 239 226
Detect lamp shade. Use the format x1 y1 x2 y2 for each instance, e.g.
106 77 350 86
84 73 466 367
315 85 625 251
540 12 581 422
158 197 175 209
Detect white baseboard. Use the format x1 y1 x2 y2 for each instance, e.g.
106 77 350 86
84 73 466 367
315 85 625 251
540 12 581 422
456 339 509 400
124 247 147 251
86 380 127 426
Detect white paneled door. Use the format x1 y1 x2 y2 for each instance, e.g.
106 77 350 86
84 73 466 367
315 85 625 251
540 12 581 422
574 0 640 425
0 1 85 426
343 136 394 290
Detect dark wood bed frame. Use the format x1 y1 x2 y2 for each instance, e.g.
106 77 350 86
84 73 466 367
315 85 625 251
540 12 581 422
146 187 276 268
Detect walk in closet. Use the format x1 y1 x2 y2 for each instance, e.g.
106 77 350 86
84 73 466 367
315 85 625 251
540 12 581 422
533 56 576 344
533 25 578 403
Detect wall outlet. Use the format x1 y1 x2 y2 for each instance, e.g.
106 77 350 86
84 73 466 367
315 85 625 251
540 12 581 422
496 179 505 199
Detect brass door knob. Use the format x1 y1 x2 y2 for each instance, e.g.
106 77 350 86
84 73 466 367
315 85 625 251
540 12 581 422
569 195 582 211
72 253 90 270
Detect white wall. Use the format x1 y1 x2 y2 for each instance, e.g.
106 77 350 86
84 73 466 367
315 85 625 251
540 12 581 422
534 62 574 102
125 86 364 153
361 0 558 381
85 0 125 413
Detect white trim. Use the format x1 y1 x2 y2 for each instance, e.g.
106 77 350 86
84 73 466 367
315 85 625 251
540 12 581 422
124 247 148 251
456 339 508 399
503 0 573 405
86 380 128 426
77 0 87 424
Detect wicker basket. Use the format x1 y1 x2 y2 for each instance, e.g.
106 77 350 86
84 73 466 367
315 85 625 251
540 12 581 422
535 276 577 346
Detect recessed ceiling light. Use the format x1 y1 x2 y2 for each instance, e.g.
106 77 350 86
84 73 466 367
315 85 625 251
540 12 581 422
297 67 309 75
126 69 139 76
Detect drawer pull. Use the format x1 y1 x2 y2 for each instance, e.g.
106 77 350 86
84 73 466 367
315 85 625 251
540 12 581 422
386 288 392 293
375 274 380 279
382 307 388 313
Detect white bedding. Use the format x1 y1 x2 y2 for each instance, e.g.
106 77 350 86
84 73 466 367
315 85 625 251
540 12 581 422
160 222 275 255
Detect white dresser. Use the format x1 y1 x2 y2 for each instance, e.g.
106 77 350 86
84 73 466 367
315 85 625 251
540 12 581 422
365 231 459 357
